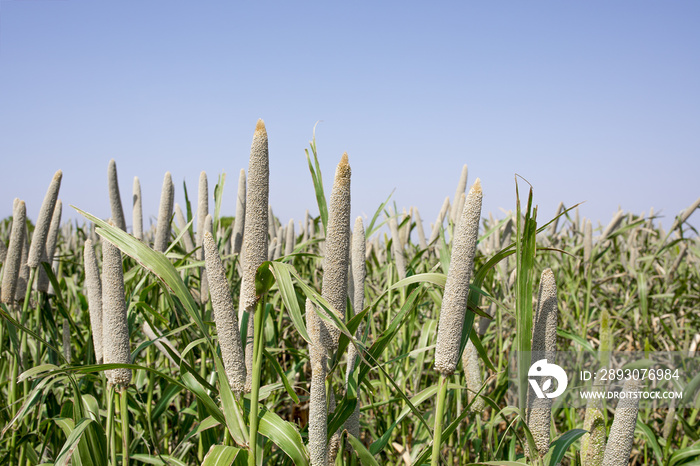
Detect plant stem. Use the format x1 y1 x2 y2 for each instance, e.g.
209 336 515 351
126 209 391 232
431 374 449 466
9 344 19 466
18 444 26 466
145 346 157 453
9 268 38 466
106 384 116 466
121 387 129 465
248 297 266 466
22 267 37 325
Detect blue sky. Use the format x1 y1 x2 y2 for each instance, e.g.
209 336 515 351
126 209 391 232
1 1 699 236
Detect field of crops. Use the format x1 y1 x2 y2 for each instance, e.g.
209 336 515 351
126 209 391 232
1 120 699 465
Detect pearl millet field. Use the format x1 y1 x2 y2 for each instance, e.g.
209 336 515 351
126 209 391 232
1 120 698 465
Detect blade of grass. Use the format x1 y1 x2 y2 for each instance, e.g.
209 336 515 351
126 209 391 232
514 177 537 413
305 123 328 234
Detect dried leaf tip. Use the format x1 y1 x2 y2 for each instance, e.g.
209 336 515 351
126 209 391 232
255 118 266 134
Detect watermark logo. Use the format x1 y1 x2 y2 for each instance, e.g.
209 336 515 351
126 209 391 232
528 359 568 399
510 352 697 409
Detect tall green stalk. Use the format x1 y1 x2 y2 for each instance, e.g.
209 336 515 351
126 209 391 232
431 374 449 466
10 267 37 465
106 384 117 466
248 296 266 466
120 388 129 465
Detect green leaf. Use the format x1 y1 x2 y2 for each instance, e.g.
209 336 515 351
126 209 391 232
545 428 587 466
370 383 463 455
358 287 424 383
637 271 649 328
282 263 356 343
636 420 664 466
670 445 700 466
557 329 596 353
0 305 67 365
347 433 380 466
469 330 496 372
181 372 226 426
201 445 247 466
389 272 446 290
268 261 310 343
255 261 276 297
151 383 183 421
335 306 371 373
328 369 358 443
176 416 222 451
305 125 328 234
328 288 434 443
73 208 212 351
254 405 309 466
458 462 528 466
264 347 299 404
679 369 700 407
3 373 69 436
514 177 537 413
131 453 189 466
213 355 249 446
172 217 196 252
365 190 394 239
81 394 101 421
413 387 499 466
54 418 96 466
180 337 208 361
677 415 700 442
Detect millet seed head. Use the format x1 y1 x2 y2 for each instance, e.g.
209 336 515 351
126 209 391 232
581 387 606 466
1 200 26 303
319 152 351 351
108 160 127 231
239 119 269 315
28 170 62 268
132 176 143 240
154 172 174 253
462 339 485 412
84 238 104 363
532 268 558 356
231 169 246 255
526 268 558 458
174 203 195 253
351 216 366 315
37 199 63 292
101 235 131 386
241 120 269 391
434 178 482 376
197 171 209 256
203 231 246 393
602 378 642 466
306 298 328 466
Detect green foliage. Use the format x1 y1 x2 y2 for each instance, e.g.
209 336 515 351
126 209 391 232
0 136 696 465
219 216 235 231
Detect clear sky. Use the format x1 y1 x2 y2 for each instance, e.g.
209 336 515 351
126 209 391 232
2 1 699 237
